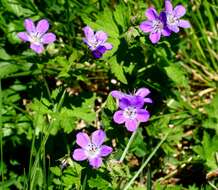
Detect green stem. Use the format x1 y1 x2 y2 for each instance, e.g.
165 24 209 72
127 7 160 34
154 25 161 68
29 89 66 189
37 64 52 102
119 129 138 163
123 132 169 190
0 78 4 185
81 172 87 190
208 181 218 190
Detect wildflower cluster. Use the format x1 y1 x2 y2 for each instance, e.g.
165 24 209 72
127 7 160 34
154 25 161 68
16 0 189 170
139 0 191 43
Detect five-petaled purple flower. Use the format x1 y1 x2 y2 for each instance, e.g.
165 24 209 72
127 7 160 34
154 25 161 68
111 88 152 132
17 19 56 54
139 1 190 43
83 26 113 59
139 8 171 44
164 0 191 33
72 129 112 168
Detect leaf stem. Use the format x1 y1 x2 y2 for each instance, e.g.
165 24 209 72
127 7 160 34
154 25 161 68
119 129 138 163
123 132 169 190
0 78 4 186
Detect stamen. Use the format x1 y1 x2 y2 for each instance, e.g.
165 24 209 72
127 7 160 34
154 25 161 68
152 20 163 33
86 143 100 157
123 107 137 119
167 13 179 26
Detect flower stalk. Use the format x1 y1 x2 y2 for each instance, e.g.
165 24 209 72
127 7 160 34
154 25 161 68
119 128 138 163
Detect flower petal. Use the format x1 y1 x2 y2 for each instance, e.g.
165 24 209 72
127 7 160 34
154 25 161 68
135 88 150 97
92 50 103 59
162 27 172 36
169 25 180 33
89 157 102 168
179 20 191 28
145 8 158 20
95 31 108 43
139 21 153 33
159 12 167 23
149 32 161 44
144 98 153 103
125 119 138 132
24 19 35 33
130 96 144 108
36 19 49 35
30 43 44 54
119 98 131 109
91 129 106 146
76 132 90 148
83 26 95 41
174 5 186 18
17 32 30 42
165 0 173 12
113 110 125 124
92 46 107 58
103 42 113 50
111 90 125 99
97 46 107 54
100 145 113 157
41 33 56 44
72 148 87 161
136 109 150 122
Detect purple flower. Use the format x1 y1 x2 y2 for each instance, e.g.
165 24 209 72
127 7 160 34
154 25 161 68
17 18 56 54
111 88 151 132
83 26 113 58
111 87 153 104
139 8 171 44
164 0 191 33
72 129 112 168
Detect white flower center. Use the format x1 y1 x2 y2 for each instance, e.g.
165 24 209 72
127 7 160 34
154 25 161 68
167 13 179 26
123 106 137 119
85 143 100 158
89 40 101 50
152 19 163 33
30 32 42 44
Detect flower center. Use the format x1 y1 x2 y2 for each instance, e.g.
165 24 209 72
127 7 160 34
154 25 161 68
123 106 137 119
152 19 163 33
85 143 100 158
167 13 179 26
89 40 101 50
30 32 42 44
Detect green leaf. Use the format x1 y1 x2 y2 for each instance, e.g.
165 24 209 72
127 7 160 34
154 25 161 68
2 0 34 17
50 167 62 176
0 48 11 60
113 3 130 32
0 62 19 78
110 57 127 84
193 131 218 170
130 128 147 157
164 63 189 88
61 163 83 189
59 108 76 133
203 92 218 133
71 94 97 124
88 175 112 190
105 94 117 111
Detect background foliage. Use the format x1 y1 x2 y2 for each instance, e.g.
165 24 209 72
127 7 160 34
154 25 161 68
0 0 218 189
